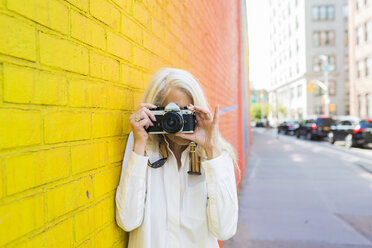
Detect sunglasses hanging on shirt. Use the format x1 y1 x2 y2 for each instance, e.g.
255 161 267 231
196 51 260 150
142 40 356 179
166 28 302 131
188 142 201 175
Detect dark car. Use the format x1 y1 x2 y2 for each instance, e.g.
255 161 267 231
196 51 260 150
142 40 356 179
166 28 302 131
328 118 372 148
277 121 299 135
296 116 334 140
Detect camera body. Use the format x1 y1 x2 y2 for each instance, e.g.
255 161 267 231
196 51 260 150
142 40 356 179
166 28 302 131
146 102 196 134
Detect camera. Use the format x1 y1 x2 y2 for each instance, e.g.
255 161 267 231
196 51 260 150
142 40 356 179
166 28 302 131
146 102 196 134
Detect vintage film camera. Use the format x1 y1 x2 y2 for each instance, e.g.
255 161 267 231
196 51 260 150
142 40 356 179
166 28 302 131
146 102 196 134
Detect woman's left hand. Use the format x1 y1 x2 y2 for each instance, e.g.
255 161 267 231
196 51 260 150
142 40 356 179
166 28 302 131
175 104 222 159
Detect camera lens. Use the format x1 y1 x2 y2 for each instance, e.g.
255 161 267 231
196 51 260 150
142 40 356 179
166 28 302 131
162 111 183 133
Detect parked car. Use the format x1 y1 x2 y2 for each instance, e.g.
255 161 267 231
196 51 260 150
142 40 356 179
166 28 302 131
296 116 334 140
328 117 372 148
277 121 299 135
256 119 267 127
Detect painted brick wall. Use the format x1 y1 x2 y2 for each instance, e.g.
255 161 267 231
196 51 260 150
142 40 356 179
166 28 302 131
0 0 244 247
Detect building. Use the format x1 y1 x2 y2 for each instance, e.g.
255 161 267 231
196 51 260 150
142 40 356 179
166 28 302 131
268 0 349 123
348 0 372 118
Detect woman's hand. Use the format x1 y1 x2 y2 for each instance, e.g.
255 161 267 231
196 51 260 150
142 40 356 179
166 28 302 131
175 104 222 159
129 103 157 155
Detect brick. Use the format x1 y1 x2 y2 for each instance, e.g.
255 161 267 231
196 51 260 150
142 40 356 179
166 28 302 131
3 64 68 105
0 109 41 150
107 30 132 60
16 232 47 248
90 0 120 30
133 1 150 27
68 78 107 108
71 10 105 50
0 194 44 246
5 147 70 195
0 14 36 61
89 51 120 82
74 196 115 242
89 222 125 247
107 85 132 110
33 71 68 105
121 64 143 88
133 91 144 109
92 112 122 138
7 0 69 34
3 64 33 104
46 218 73 247
107 137 125 163
151 17 165 39
133 46 151 70
94 166 121 198
44 111 91 144
39 32 89 75
142 30 153 51
65 0 88 11
47 176 93 220
112 0 132 14
122 114 131 135
121 15 142 43
71 142 107 174
0 158 4 199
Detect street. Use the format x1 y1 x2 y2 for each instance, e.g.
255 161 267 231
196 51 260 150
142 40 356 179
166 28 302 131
224 128 372 248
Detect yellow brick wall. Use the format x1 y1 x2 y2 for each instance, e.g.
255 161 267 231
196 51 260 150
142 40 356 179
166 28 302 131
0 0 244 247
0 0 182 246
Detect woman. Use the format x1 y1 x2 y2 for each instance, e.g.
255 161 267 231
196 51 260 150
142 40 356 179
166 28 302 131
115 68 238 248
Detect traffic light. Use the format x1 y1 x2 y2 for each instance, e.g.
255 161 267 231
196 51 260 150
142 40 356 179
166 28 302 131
307 81 315 93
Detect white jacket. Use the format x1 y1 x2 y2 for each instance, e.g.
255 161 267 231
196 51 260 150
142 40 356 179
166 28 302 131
115 131 238 248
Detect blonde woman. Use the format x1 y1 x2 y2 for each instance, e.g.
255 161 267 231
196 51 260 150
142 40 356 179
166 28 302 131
115 68 238 248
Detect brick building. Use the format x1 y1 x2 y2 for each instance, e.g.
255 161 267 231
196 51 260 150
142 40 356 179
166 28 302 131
348 0 372 118
0 0 249 247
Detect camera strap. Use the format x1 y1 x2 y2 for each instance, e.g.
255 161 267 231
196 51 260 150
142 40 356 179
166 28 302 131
147 142 168 168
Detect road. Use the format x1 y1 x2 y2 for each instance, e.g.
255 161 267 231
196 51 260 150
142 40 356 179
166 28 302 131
224 128 372 248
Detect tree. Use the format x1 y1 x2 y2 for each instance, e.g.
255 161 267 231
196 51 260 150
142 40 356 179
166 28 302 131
251 103 269 121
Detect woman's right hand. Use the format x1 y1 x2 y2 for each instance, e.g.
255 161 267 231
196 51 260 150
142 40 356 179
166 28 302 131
129 103 157 155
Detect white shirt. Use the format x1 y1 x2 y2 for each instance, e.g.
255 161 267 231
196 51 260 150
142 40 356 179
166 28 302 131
115 132 238 248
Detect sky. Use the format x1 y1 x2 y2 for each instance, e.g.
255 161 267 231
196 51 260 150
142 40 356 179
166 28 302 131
246 0 271 90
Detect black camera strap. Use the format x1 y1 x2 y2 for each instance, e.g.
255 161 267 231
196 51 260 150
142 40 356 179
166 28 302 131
147 142 168 168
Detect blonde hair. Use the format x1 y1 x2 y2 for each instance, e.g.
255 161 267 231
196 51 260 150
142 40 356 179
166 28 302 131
142 68 239 174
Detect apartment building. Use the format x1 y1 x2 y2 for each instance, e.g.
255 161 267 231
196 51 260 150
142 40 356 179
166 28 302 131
348 0 372 118
268 0 349 122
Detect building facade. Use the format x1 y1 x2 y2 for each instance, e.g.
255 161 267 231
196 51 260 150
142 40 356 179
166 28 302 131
348 0 372 118
268 0 349 123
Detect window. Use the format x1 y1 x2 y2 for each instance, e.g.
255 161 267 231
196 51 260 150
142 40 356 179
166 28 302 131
290 87 295 98
344 55 349 71
367 94 371 117
345 30 349 46
329 80 336 96
366 58 371 77
312 5 335 21
313 55 336 72
357 26 363 45
366 21 371 42
297 84 302 97
357 0 363 10
313 30 335 46
358 95 362 117
357 60 364 78
343 4 348 20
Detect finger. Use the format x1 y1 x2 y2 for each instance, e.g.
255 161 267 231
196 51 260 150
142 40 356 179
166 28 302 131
212 104 220 125
138 103 157 110
139 111 153 125
193 105 212 120
142 107 156 122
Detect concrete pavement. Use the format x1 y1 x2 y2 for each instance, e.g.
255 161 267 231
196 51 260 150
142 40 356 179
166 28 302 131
224 128 372 248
